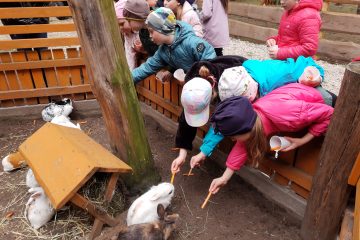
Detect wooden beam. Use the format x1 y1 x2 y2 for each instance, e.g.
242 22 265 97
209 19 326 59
0 58 84 71
354 180 360 240
0 85 92 100
68 0 159 190
348 153 360 186
70 193 118 227
300 62 360 240
321 11 360 35
339 208 354 240
229 19 278 42
0 23 76 35
0 37 80 50
0 6 71 18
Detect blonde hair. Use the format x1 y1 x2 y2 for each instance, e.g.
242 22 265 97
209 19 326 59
199 65 218 102
245 116 268 168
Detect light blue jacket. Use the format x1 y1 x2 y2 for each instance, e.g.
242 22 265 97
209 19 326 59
200 56 325 156
132 21 216 83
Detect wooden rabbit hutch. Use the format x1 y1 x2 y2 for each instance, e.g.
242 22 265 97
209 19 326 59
0 1 359 239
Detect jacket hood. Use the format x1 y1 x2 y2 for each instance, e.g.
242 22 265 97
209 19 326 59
171 21 195 48
295 0 322 12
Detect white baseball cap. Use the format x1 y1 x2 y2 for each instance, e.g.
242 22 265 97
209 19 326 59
181 78 212 127
218 66 259 102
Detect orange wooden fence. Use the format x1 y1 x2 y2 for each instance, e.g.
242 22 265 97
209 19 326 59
0 1 322 199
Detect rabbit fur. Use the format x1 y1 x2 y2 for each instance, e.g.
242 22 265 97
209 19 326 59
96 204 179 240
25 187 55 229
1 152 27 172
127 183 174 226
26 169 40 188
42 98 73 122
50 115 81 129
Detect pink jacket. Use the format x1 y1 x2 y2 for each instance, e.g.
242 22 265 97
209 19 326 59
269 0 323 60
181 1 204 38
226 83 333 171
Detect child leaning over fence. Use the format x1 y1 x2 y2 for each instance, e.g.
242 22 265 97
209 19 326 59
131 7 216 84
266 0 322 60
191 84 333 194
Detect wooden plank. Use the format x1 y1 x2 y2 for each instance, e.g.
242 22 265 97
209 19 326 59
263 158 313 191
229 19 360 61
41 50 59 101
228 2 360 35
273 172 289 186
0 52 24 106
291 182 310 199
71 193 118 227
10 51 37 105
295 137 323 176
90 173 120 239
0 66 14 107
0 37 80 50
170 80 179 122
0 6 71 19
79 49 95 100
67 48 86 101
301 62 360 240
0 58 85 71
354 180 360 240
156 78 164 114
0 23 76 35
163 81 171 118
52 49 72 99
25 50 49 104
348 153 360 186
0 85 92 100
136 86 182 117
143 77 150 105
149 75 157 110
339 208 354 240
325 0 360 4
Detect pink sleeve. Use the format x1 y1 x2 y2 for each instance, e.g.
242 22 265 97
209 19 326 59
201 0 213 23
306 103 334 136
277 16 321 60
226 140 248 171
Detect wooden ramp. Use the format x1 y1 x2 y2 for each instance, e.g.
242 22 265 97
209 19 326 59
18 123 132 239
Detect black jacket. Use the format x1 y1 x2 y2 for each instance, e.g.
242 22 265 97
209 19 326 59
175 55 248 150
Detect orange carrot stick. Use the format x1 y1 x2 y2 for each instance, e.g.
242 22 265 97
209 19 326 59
201 192 212 209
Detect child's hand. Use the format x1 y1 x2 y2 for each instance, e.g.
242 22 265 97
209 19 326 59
171 148 187 174
299 66 322 87
209 177 228 194
282 133 315 152
190 152 206 168
266 39 276 47
268 45 279 59
156 70 173 83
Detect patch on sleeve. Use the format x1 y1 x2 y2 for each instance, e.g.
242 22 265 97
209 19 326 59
196 43 205 53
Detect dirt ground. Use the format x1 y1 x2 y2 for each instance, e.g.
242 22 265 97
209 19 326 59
0 114 301 240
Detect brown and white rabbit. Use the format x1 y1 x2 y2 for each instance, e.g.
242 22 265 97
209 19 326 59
50 115 81 129
96 204 179 240
1 151 27 172
24 187 55 229
127 183 174 226
26 169 40 188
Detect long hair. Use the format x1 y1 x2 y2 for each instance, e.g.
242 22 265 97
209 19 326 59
245 116 268 168
220 0 229 13
199 65 219 102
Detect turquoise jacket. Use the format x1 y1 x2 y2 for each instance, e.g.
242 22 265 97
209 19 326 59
132 21 216 83
200 56 325 157
243 56 324 97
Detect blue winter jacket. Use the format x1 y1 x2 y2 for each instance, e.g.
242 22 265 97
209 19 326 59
243 56 324 97
132 21 216 83
199 56 325 157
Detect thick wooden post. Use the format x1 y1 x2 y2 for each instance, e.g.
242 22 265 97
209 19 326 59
300 62 360 240
68 0 159 190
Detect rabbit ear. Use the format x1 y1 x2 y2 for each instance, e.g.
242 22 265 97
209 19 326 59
157 204 165 219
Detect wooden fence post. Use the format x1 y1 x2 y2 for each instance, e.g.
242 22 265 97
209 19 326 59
300 62 360 240
67 0 159 190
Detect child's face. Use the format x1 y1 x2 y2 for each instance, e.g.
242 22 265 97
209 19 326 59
148 28 169 45
147 0 157 7
164 0 179 13
280 0 298 10
128 20 145 33
230 132 252 142
118 19 132 34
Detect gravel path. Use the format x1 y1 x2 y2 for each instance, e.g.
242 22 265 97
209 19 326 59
224 37 346 95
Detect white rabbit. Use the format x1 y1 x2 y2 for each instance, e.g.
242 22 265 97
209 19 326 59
25 187 55 229
50 115 81 129
127 182 174 226
26 169 40 188
1 152 27 172
41 98 73 122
